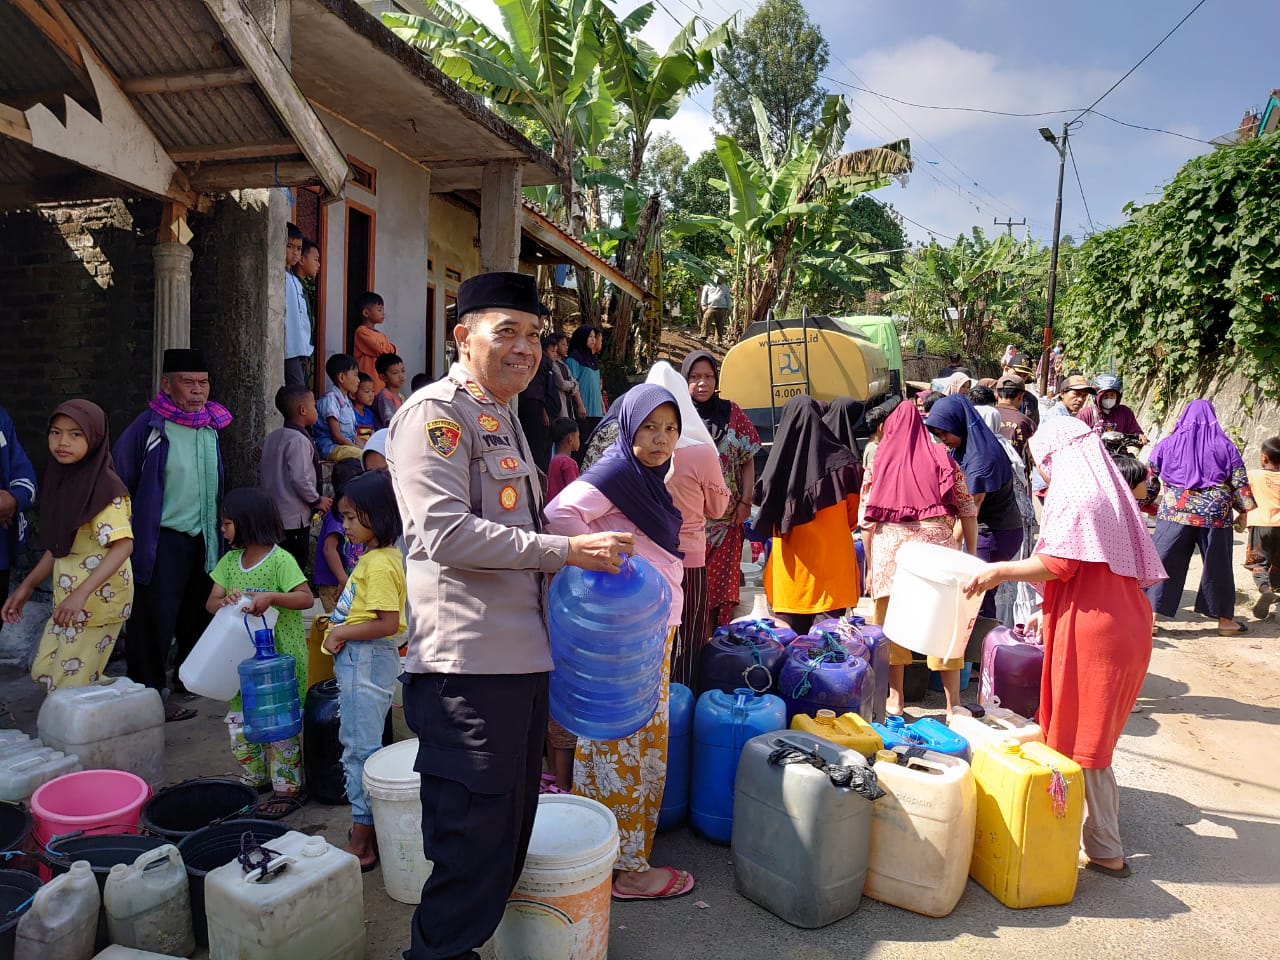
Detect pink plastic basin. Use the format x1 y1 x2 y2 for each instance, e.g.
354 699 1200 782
29 769 150 845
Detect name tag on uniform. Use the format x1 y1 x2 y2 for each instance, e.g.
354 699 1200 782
426 418 462 457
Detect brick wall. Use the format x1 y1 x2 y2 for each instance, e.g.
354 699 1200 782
0 199 159 473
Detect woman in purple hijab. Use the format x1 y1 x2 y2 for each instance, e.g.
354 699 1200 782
1147 399 1256 635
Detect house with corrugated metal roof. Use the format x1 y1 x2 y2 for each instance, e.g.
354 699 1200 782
0 0 629 485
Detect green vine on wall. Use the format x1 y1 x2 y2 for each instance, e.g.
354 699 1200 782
1060 133 1280 407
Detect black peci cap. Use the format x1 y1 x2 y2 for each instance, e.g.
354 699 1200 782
161 348 209 373
456 272 541 320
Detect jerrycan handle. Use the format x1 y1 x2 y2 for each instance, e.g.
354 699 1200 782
134 844 180 873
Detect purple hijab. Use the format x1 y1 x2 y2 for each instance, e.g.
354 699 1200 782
1150 399 1244 489
579 383 684 557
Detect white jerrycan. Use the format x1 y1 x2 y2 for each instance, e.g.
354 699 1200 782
104 845 194 957
15 858 99 960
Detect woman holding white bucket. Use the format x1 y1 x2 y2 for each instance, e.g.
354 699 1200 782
860 402 978 714
963 417 1166 878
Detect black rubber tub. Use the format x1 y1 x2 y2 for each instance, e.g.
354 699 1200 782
177 817 289 947
0 868 41 960
0 803 33 877
140 778 258 842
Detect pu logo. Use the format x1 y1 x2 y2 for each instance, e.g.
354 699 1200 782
778 352 801 375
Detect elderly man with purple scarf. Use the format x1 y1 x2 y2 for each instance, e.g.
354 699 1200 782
1146 400 1255 636
114 348 230 720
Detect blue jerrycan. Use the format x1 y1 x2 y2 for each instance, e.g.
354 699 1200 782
690 688 787 843
658 683 694 830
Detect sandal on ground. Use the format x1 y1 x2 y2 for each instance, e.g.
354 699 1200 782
1085 859 1131 879
257 790 308 820
346 825 379 872
1252 591 1275 620
539 772 569 795
611 866 695 901
1217 621 1249 636
164 704 197 723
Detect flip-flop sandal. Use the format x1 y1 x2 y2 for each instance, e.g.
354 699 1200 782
257 791 308 821
346 827 380 872
1085 860 1131 879
611 866 695 901
165 705 198 723
1217 622 1249 637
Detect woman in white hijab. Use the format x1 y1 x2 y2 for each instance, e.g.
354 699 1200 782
647 362 731 689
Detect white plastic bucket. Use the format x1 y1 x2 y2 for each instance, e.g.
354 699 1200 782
882 543 989 660
362 739 433 904
493 794 618 960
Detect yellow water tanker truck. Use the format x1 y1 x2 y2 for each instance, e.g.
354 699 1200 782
718 315 893 450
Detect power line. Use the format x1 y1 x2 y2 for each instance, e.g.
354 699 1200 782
1071 0 1210 122
1066 138 1096 235
819 77 1081 119
1085 109 1216 145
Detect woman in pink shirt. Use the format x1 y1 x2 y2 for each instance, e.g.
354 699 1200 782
647 361 730 689
545 384 695 902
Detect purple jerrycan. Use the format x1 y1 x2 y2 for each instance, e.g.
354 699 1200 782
979 624 1044 719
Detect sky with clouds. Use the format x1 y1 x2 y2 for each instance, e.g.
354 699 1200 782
466 0 1275 245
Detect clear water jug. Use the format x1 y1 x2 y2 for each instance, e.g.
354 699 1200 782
865 746 976 917
698 621 788 696
0 743 81 803
658 683 694 830
238 617 302 744
15 858 98 960
548 554 671 741
690 688 786 843
104 845 194 957
203 831 364 960
180 599 276 700
37 678 165 788
779 634 872 722
947 704 1044 760
872 716 969 759
813 615 890 721
732 731 874 928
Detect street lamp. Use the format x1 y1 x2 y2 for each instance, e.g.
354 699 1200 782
1038 124 1068 396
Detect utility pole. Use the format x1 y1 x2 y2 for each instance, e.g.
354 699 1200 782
1037 123 1069 397
993 216 1026 237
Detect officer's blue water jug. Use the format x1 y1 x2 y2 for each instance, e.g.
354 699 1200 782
238 616 302 744
690 688 786 844
813 616 890 722
698 620 788 697
658 683 694 831
548 554 671 741
872 716 968 759
779 634 873 723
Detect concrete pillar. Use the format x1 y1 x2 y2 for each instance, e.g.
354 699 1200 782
152 241 193 390
192 188 287 489
480 161 522 272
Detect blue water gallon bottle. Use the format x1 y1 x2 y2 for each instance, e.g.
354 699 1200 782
548 554 672 741
238 615 302 744
690 688 787 844
872 716 969 759
658 682 694 831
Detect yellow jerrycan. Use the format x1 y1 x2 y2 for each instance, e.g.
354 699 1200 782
790 709 883 758
969 739 1084 908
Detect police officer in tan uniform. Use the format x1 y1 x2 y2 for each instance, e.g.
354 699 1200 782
388 272 632 960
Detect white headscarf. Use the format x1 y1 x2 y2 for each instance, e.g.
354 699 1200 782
646 361 715 449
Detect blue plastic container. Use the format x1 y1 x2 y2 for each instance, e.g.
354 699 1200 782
658 683 694 830
813 616 890 722
778 634 873 722
548 554 672 741
690 688 786 843
928 662 974 692
699 621 789 696
871 716 969 759
728 616 799 647
238 616 302 744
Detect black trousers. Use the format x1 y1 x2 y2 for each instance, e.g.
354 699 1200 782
282 526 311 578
402 672 549 960
125 529 213 691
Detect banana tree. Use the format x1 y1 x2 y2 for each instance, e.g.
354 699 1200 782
671 94 912 330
